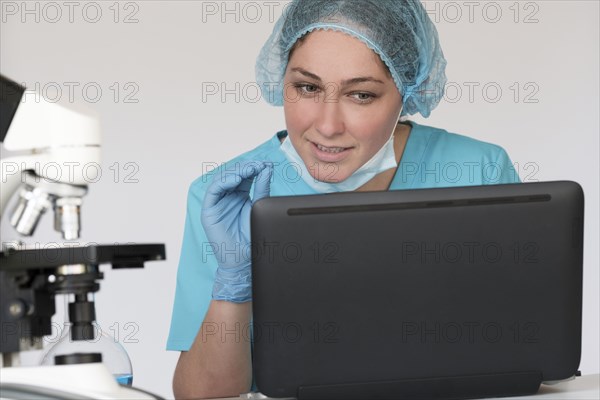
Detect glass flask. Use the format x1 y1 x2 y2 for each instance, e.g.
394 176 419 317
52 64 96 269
41 322 133 386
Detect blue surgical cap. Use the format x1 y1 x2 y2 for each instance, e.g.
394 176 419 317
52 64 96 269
255 0 447 118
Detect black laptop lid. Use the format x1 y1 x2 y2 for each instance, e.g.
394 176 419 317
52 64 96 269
251 181 583 399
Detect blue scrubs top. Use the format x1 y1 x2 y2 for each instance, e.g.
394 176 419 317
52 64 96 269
167 121 520 351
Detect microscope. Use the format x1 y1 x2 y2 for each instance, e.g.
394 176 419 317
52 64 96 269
0 74 166 399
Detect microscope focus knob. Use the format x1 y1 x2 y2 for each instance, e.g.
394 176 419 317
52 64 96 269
7 299 27 319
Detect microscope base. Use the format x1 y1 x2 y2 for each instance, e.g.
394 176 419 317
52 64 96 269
0 362 160 399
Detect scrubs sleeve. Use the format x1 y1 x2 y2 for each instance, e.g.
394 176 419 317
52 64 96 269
489 147 521 184
167 177 217 351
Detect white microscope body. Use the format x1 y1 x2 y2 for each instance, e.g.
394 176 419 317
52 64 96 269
0 75 159 399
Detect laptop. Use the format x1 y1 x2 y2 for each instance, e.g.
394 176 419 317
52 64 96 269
250 181 584 399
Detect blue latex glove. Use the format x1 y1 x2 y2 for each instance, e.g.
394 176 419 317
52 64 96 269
201 161 273 303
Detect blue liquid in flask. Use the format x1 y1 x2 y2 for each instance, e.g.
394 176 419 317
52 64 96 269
114 373 133 386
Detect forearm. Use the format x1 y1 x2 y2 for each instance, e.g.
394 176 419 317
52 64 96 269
173 300 253 399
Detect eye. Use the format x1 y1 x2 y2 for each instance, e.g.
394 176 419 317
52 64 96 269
350 92 376 104
294 83 320 95
303 84 319 93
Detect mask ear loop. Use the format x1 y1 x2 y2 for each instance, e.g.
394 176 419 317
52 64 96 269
389 104 404 138
387 105 404 163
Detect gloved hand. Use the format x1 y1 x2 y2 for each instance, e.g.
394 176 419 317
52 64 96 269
201 160 273 303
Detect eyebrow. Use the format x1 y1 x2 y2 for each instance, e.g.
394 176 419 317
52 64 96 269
290 67 385 86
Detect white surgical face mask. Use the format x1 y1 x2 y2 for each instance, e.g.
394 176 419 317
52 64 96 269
280 108 402 193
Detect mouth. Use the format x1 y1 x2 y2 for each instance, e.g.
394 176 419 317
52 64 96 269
309 140 353 162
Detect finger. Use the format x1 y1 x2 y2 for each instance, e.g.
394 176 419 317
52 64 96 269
203 171 243 208
234 161 266 193
234 160 267 194
204 161 267 208
252 163 273 202
237 160 266 180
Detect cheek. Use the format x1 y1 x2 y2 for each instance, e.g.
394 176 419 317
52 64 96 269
348 108 397 143
283 104 300 137
283 99 315 135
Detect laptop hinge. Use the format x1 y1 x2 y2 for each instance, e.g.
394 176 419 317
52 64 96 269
297 371 542 400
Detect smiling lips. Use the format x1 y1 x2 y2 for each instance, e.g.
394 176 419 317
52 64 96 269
310 140 353 162
316 143 347 153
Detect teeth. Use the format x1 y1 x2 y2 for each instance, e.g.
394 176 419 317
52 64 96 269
317 144 347 153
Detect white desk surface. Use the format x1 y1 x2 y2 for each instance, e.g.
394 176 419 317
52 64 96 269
212 374 600 400
505 374 599 399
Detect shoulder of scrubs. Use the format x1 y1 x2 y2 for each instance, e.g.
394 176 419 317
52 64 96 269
392 122 521 190
166 133 286 351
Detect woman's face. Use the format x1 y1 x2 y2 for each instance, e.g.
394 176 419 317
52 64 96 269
283 30 403 183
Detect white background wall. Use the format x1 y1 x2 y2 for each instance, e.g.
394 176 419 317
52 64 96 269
1 1 598 398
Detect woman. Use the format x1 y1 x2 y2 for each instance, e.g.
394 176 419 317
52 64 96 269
169 1 520 398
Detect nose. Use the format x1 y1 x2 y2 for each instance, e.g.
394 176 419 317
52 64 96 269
314 92 345 139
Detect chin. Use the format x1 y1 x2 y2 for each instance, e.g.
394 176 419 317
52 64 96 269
309 167 352 184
